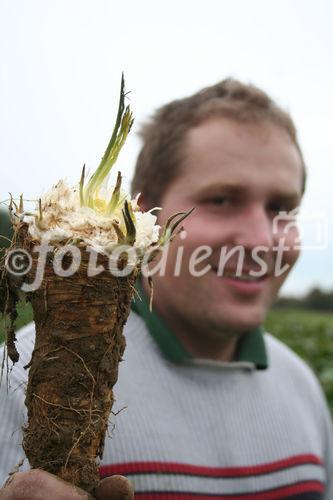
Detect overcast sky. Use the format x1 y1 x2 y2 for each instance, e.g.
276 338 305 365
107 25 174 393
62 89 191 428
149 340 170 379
0 0 332 295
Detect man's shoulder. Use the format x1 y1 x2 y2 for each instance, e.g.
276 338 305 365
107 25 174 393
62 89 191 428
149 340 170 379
265 332 314 375
264 332 325 400
123 309 166 362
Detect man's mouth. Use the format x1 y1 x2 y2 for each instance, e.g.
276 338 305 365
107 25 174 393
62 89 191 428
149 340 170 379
212 267 269 280
211 267 270 294
222 272 266 282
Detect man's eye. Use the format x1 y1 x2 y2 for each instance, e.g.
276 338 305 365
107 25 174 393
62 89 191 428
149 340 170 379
268 202 294 214
205 196 227 206
268 204 283 214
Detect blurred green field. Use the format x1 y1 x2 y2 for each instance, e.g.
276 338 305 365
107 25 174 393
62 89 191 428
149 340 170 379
0 305 332 412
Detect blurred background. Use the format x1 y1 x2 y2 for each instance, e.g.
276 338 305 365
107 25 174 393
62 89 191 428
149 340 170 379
0 0 332 408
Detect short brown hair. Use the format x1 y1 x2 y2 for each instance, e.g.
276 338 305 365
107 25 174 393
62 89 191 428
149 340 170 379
131 78 306 208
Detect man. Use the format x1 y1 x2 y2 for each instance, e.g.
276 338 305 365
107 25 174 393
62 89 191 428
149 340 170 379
0 79 332 499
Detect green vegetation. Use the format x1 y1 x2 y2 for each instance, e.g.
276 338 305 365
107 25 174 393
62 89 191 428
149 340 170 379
0 305 332 412
0 208 13 249
0 301 33 342
265 308 333 413
277 288 333 311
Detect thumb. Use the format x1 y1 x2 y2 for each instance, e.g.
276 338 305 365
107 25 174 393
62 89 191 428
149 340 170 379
94 475 134 500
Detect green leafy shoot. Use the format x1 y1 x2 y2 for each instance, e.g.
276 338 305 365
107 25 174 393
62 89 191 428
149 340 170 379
38 199 43 221
106 171 122 215
158 208 195 246
19 194 24 213
79 164 86 206
82 74 134 209
8 193 18 215
112 221 126 244
122 200 136 245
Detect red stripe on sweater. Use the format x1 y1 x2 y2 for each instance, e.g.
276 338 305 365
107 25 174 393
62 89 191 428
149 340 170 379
99 454 323 478
133 480 324 499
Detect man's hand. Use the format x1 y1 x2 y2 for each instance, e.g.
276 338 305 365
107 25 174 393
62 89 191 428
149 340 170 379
0 469 134 500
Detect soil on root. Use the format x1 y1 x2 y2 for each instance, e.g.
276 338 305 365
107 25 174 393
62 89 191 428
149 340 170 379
18 242 137 493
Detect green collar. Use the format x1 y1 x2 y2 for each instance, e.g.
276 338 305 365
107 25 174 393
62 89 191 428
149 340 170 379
132 282 268 370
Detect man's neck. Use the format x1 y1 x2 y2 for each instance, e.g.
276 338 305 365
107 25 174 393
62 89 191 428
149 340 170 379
142 280 239 362
155 308 239 361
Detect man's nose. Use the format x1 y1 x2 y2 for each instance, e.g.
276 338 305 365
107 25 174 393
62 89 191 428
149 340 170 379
234 205 274 250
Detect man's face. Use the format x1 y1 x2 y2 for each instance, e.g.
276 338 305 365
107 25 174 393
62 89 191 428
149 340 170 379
151 118 303 334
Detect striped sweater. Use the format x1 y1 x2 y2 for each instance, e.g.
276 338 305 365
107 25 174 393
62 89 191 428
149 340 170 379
0 313 332 499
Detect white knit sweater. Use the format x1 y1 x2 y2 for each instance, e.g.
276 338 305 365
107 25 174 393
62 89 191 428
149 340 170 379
0 312 332 499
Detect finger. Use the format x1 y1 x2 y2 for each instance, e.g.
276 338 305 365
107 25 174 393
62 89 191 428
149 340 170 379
1 470 94 500
95 475 134 500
